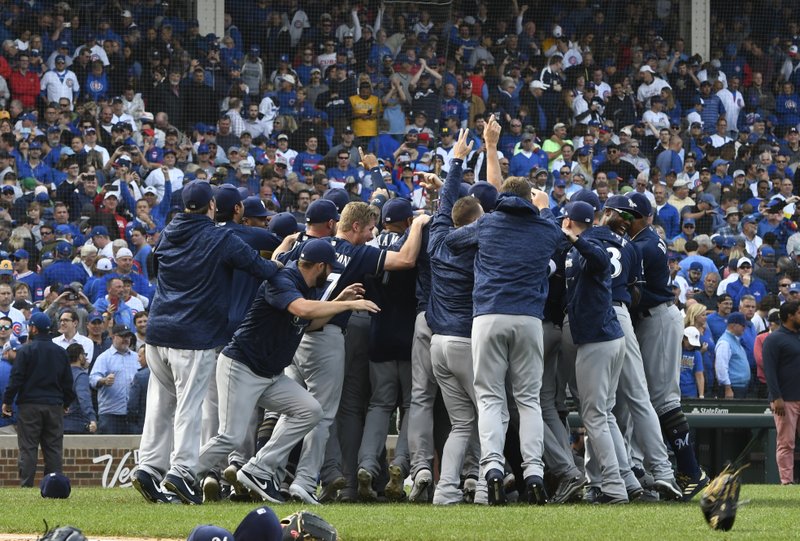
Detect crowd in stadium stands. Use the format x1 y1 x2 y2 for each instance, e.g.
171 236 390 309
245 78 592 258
0 0 799 497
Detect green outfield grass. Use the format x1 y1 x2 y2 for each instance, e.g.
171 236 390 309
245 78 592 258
0 485 797 540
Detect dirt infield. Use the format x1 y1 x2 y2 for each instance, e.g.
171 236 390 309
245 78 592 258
0 533 182 541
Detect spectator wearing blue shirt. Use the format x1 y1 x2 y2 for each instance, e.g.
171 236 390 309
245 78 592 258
509 133 548 177
776 81 800 129
42 242 87 287
708 294 734 342
89 324 140 434
93 277 134 329
680 328 705 398
292 135 324 175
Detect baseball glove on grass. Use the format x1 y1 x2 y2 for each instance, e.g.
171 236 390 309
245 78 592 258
281 511 338 541
700 463 748 531
37 521 87 541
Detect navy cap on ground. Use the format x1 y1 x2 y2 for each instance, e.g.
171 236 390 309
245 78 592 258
300 238 338 266
186 525 234 541
468 182 498 213
40 472 71 499
183 180 214 210
305 199 340 224
604 194 642 218
234 506 283 541
565 201 595 224
243 196 270 218
269 212 304 238
323 188 350 212
382 197 414 224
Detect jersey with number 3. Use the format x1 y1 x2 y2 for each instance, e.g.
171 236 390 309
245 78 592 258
593 226 640 306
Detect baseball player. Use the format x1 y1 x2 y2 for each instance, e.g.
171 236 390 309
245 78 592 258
447 175 562 505
271 202 430 504
355 198 418 502
424 129 486 505
133 181 281 505
199 239 379 504
599 195 683 501
562 200 629 503
627 192 709 501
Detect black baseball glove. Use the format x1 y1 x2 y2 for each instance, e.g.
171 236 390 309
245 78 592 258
37 521 87 541
700 463 748 531
281 511 338 541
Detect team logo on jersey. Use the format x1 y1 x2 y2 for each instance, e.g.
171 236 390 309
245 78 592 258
66 79 74 87
11 322 22 336
90 80 104 92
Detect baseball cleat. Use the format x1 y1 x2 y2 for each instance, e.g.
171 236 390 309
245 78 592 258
462 477 478 503
583 486 602 504
357 468 377 501
163 472 202 505
223 462 248 497
318 476 346 503
595 492 629 504
132 469 176 504
653 477 683 501
485 468 507 506
409 469 433 503
202 472 221 503
524 475 548 505
289 483 321 505
678 469 710 502
551 475 586 504
627 485 644 502
236 469 285 504
385 465 407 502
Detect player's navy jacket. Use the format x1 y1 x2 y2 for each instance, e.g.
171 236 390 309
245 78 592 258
631 225 674 310
224 265 313 378
564 228 623 345
543 243 570 326
278 236 387 329
427 159 476 338
147 212 280 350
448 192 562 319
222 221 282 339
592 226 640 306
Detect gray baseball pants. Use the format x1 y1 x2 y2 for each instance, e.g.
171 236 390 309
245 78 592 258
138 345 217 481
200 353 322 481
284 325 346 493
357 359 412 478
634 303 683 416
472 314 545 479
408 312 437 477
430 334 478 504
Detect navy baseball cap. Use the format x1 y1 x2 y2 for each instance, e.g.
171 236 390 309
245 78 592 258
300 238 338 266
727 312 747 326
382 197 414 224
243 196 271 218
234 506 283 541
306 199 340 224
91 225 109 237
55 242 72 257
571 189 601 213
627 192 652 217
88 311 104 323
683 217 696 226
197 143 210 154
689 261 703 272
554 178 566 188
29 312 52 331
11 248 29 260
183 180 214 210
565 201 595 224
468 182 498 213
268 212 304 238
40 472 71 499
214 185 243 213
1 185 13 194
186 525 234 541
323 188 350 212
604 194 642 218
112 324 134 336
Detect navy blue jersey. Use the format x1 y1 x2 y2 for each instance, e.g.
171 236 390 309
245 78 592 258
543 243 571 326
222 222 283 339
278 236 387 328
631 225 674 310
427 160 476 338
223 266 313 378
447 195 562 319
564 229 623 344
592 226 640 306
368 230 417 361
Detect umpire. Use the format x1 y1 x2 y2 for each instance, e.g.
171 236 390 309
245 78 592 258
2 313 74 487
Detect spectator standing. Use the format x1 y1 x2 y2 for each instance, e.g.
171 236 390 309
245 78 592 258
715 312 751 398
63 343 96 434
52 308 94 362
89 324 138 434
2 313 74 487
0 339 19 434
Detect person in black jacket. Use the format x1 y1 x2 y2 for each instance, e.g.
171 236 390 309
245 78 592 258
2 312 74 487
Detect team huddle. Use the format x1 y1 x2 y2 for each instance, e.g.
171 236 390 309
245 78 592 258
131 116 708 507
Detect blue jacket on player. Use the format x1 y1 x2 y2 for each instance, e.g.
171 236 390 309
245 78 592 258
427 159 476 338
447 193 562 319
564 228 624 344
146 212 280 350
632 225 674 311
593 226 640 306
